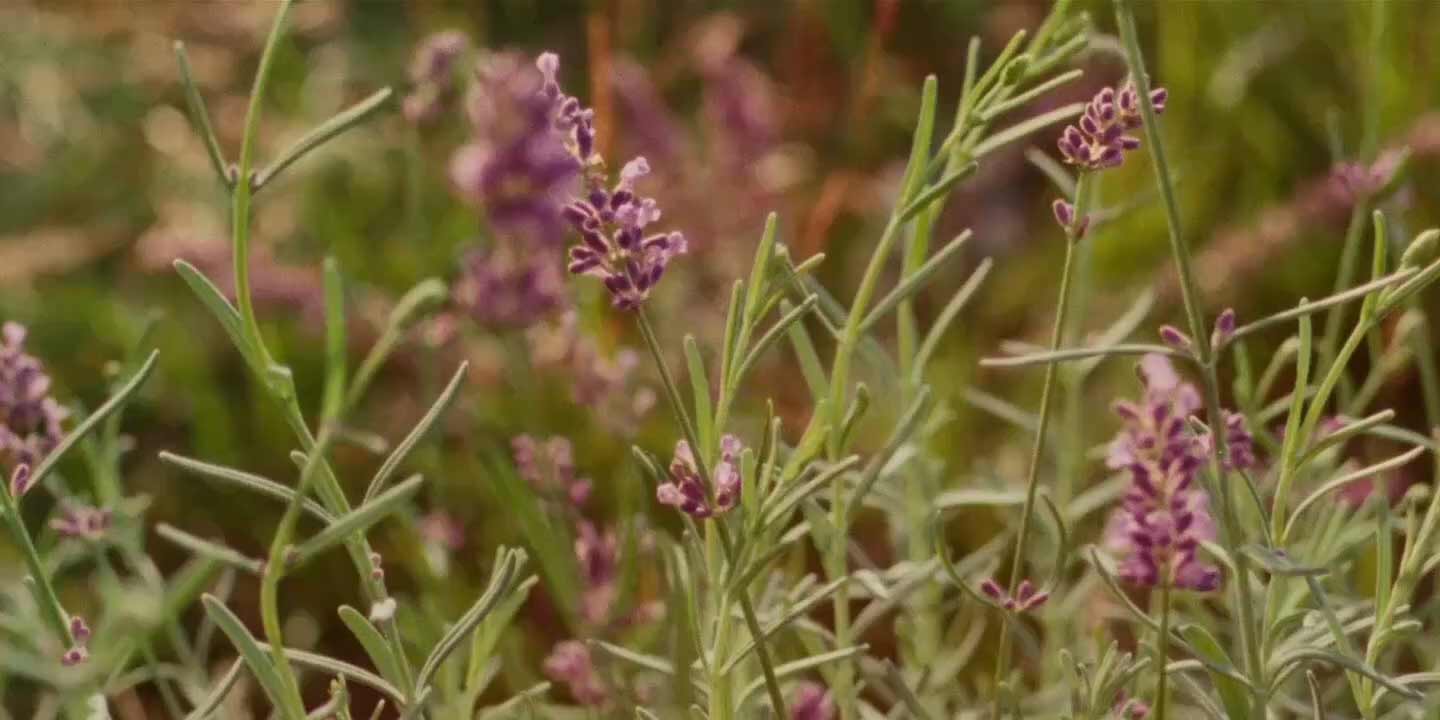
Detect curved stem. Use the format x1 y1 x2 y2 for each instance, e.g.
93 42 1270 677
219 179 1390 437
990 202 1081 716
232 0 294 365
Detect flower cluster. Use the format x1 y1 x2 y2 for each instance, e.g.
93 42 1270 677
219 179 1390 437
51 503 112 541
656 435 742 518
0 322 67 472
543 640 608 707
1103 354 1221 592
402 30 468 126
979 577 1050 613
1058 83 1167 171
452 247 567 329
61 616 90 667
526 312 656 431
790 682 836 720
1051 82 1167 236
451 52 582 251
574 520 620 625
564 158 689 309
513 434 592 508
528 51 688 309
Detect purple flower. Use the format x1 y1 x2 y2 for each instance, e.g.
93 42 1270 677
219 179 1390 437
1115 691 1150 719
526 313 655 432
564 158 689 309
512 434 592 506
0 322 68 472
656 436 742 518
978 577 1049 613
452 247 566 329
1104 354 1221 592
1057 83 1166 172
790 682 836 720
543 640 608 707
575 520 619 625
1211 308 1237 348
451 52 582 250
418 511 465 552
61 616 90 667
50 503 111 542
402 30 469 126
8 463 32 500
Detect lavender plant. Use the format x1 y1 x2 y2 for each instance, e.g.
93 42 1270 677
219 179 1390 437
11 2 1440 719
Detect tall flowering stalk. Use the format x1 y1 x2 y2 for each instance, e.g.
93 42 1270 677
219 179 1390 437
989 77 1166 712
548 50 786 718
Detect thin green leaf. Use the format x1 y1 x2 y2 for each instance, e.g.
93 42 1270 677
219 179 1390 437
159 451 334 523
1272 649 1421 701
1286 445 1426 535
33 351 159 489
735 295 819 385
346 278 447 411
181 658 244 720
253 641 408 707
981 343 1182 369
156 524 263 575
415 549 526 692
321 257 347 424
202 595 305 719
1180 625 1251 720
683 336 714 458
290 475 425 568
591 640 676 676
737 646 868 707
173 41 231 189
339 606 405 690
897 164 979 225
860 230 974 334
174 260 262 371
254 88 394 191
972 102 1085 158
364 363 467 502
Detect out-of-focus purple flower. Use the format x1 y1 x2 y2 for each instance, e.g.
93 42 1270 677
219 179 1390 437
1328 150 1405 205
1057 83 1166 172
0 322 68 472
1193 410 1257 472
513 434 586 500
790 682 836 720
656 436 742 518
544 640 608 707
1115 691 1150 719
451 53 582 250
1104 354 1221 592
1051 199 1089 238
611 57 685 163
61 616 90 667
403 30 469 126
978 577 1049 613
419 511 465 552
452 247 567 329
50 503 111 542
564 158 689 309
700 56 779 174
575 520 619 625
526 313 655 432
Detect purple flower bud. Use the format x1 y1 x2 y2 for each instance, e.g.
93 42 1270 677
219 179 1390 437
1211 308 1237 348
8 463 31 499
69 616 90 644
790 682 836 720
544 640 608 707
1052 199 1075 229
1158 325 1192 350
980 578 1005 601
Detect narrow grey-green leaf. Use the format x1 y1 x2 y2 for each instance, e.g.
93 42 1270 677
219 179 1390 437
159 451 334 523
415 549 526 692
201 595 304 718
364 363 467 502
290 475 425 567
339 605 405 689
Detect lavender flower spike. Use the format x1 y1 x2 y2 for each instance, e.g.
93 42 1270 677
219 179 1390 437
564 157 689 309
0 321 69 471
1057 82 1166 172
1104 354 1222 592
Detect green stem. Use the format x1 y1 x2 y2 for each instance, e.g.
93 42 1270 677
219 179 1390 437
636 308 786 717
990 174 1088 718
1154 582 1172 720
1113 1 1265 712
232 0 294 365
0 489 73 647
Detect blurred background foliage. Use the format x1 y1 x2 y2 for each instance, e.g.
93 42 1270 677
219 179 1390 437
1 0 1438 713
